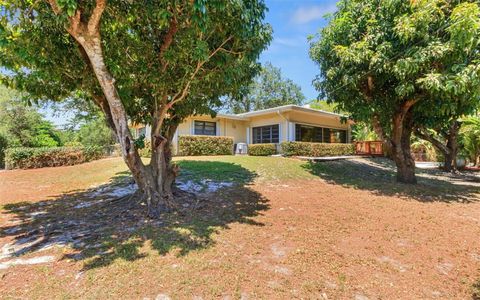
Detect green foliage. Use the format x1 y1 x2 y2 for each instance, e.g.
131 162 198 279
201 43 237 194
281 141 355 157
5 146 104 170
0 0 272 132
411 138 439 162
459 115 480 165
76 117 116 147
310 0 480 139
225 62 305 113
178 135 233 156
351 122 378 142
308 100 340 113
138 140 152 158
0 85 62 148
247 143 276 156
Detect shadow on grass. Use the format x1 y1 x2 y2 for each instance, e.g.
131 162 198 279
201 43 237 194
303 157 480 203
0 161 268 270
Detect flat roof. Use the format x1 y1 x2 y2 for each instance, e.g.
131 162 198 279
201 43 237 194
219 104 346 120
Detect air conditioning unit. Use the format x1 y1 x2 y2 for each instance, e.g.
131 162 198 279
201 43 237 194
235 143 248 155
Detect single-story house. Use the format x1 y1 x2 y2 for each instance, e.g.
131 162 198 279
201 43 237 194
133 104 352 155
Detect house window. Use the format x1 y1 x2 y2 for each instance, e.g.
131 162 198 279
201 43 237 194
330 129 347 143
194 121 216 136
295 124 347 143
252 124 279 144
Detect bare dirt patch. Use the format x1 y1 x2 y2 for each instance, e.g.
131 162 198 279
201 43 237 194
0 157 479 299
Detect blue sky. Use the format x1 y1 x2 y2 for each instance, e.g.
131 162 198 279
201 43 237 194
43 0 338 126
260 0 337 101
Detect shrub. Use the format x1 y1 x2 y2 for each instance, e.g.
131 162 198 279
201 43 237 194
137 140 176 158
248 143 276 156
4 146 104 170
138 140 152 158
178 135 233 156
281 141 355 157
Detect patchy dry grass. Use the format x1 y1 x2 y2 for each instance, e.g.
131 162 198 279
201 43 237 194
1 156 480 299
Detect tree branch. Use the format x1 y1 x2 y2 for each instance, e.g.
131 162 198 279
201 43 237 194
87 0 106 35
414 127 449 155
391 99 419 147
169 36 233 106
158 16 178 71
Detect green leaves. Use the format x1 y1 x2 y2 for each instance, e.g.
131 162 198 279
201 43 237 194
0 0 271 130
56 0 77 17
448 2 480 52
224 62 305 113
311 0 480 132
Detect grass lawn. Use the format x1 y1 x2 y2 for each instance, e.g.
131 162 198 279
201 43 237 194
1 156 480 299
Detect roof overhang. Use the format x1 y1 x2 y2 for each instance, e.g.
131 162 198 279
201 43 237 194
236 105 347 119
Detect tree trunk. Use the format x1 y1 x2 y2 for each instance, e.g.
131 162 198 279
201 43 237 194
390 102 417 184
443 121 460 172
61 14 177 217
147 126 180 217
414 121 460 173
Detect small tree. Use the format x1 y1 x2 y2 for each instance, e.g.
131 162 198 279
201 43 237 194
225 62 305 113
310 0 480 183
1 1 271 216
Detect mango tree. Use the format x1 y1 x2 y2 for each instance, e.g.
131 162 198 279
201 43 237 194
310 0 480 183
0 0 271 216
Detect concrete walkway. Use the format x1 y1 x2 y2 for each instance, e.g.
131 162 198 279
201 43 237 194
296 155 370 162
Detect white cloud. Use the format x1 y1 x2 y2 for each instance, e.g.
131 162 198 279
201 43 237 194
291 4 337 24
274 37 305 47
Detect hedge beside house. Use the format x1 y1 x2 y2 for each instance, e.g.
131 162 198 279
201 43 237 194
248 144 277 156
4 146 104 170
178 135 233 156
281 141 355 157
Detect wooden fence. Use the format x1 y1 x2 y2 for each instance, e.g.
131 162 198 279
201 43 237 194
355 141 384 156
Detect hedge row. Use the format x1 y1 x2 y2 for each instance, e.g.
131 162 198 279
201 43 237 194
281 141 355 157
5 146 104 170
178 135 233 156
248 143 277 156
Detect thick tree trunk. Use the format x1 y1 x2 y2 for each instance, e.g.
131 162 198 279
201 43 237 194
390 102 417 184
52 3 178 217
147 128 180 217
443 121 459 173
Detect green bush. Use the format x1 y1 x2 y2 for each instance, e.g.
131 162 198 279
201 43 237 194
281 141 355 157
4 146 104 170
248 143 277 156
138 140 152 158
178 135 233 156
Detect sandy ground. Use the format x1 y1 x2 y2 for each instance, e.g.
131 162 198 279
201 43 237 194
0 157 479 299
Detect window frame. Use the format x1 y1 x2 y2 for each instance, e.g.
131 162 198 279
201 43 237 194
295 123 347 143
194 120 217 136
252 124 280 144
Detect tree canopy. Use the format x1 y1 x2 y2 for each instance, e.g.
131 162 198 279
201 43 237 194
0 85 61 148
224 62 305 113
310 0 480 182
0 0 272 215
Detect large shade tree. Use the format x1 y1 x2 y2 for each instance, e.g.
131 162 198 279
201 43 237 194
310 0 480 183
224 62 305 113
1 0 271 216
